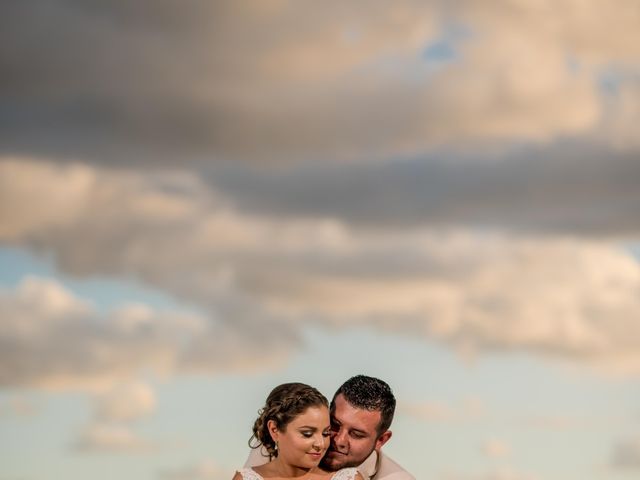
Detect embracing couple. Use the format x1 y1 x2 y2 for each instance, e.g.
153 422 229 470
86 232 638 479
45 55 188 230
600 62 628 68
233 375 415 480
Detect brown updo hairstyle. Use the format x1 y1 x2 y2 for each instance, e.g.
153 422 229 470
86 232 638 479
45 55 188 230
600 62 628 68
249 382 329 459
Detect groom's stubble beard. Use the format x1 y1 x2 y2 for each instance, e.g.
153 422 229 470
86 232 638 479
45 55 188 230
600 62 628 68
319 442 375 471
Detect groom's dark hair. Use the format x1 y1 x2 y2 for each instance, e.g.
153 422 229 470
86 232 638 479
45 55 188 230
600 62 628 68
332 375 396 435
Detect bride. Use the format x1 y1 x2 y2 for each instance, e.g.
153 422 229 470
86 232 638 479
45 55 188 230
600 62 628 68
233 382 363 480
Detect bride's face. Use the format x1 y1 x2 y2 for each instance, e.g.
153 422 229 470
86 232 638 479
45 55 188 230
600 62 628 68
270 405 331 469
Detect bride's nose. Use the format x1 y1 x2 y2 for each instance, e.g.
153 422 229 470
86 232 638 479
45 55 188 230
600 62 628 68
312 434 324 450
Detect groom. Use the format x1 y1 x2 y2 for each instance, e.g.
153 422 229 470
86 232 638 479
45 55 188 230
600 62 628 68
246 375 415 480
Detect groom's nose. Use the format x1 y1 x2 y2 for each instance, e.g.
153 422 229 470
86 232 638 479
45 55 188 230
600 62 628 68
332 428 348 449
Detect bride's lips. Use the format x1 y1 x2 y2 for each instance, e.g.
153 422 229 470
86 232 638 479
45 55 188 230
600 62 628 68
308 451 323 460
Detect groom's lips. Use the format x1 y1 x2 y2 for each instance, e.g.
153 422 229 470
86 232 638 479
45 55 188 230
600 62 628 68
326 449 346 457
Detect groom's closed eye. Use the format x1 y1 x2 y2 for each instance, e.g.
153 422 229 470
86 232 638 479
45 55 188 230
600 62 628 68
331 420 368 439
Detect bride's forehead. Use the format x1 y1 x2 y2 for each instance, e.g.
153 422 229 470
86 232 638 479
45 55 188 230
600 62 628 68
290 405 330 423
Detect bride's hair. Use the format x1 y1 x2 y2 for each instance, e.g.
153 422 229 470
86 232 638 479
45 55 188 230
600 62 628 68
249 382 328 458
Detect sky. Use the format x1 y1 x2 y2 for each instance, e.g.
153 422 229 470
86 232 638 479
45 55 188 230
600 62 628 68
1 1 640 479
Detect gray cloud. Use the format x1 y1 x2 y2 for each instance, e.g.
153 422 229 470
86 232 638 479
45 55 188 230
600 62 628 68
8 0 634 388
0 1 439 163
209 143 640 236
2 1 639 164
611 437 640 469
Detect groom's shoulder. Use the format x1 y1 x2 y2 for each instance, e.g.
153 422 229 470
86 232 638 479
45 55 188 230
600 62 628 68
375 451 415 480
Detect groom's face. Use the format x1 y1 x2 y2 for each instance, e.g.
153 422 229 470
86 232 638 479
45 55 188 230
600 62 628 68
320 394 382 470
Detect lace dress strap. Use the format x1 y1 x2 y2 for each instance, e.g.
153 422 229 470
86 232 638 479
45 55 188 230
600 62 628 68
237 468 264 480
331 467 359 480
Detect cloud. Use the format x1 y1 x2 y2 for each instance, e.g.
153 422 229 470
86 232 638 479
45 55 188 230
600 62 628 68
208 145 640 236
440 467 538 480
1 158 640 380
611 437 640 469
456 0 640 67
94 382 156 422
2 1 639 163
0 275 294 390
0 1 439 163
0 159 95 239
480 439 510 459
522 415 585 431
519 413 629 431
604 80 640 151
0 395 39 417
74 423 152 453
158 459 230 480
72 381 157 453
400 397 486 423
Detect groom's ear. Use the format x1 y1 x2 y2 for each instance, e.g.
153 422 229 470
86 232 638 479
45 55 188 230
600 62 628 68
374 430 392 451
267 419 279 442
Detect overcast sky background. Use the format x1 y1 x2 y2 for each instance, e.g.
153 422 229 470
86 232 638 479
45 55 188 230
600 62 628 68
1 2 640 480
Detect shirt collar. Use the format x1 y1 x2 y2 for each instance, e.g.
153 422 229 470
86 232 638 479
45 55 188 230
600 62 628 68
358 450 379 479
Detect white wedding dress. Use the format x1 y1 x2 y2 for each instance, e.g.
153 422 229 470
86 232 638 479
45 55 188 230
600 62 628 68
237 467 359 480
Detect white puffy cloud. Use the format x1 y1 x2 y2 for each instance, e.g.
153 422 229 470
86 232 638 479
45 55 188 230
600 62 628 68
0 275 292 390
94 382 156 422
0 275 91 338
252 235 640 375
72 381 157 453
